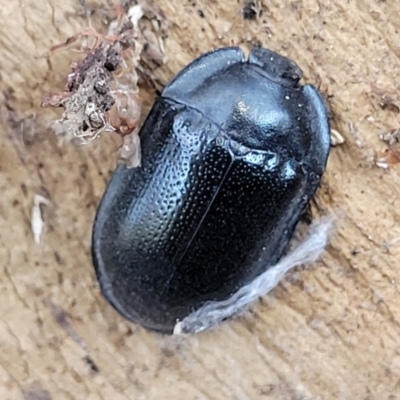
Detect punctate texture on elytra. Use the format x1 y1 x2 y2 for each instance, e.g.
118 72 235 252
92 46 330 333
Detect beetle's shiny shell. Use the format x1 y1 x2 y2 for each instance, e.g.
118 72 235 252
92 47 330 333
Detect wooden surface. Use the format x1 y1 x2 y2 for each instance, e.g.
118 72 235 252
1 1 400 399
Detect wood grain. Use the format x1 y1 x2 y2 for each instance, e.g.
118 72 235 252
1 1 400 399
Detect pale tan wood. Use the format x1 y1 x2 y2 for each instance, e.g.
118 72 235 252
1 1 400 399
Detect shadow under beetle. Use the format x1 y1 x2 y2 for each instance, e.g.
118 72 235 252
92 46 330 333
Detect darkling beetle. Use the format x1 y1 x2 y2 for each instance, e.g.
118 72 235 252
92 46 330 333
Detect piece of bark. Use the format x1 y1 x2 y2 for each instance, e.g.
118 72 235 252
1 1 400 399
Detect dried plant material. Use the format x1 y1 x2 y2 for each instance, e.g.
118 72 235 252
242 0 262 20
370 84 400 114
376 128 400 168
40 26 121 58
174 215 335 334
330 128 345 146
41 2 168 168
243 2 257 20
42 41 120 142
118 126 141 167
109 86 141 127
380 128 400 146
376 149 400 169
31 194 50 245
133 0 169 34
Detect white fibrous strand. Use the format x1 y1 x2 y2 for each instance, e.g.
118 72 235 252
31 194 51 245
174 215 335 335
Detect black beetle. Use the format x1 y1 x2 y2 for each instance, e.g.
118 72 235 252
92 46 330 333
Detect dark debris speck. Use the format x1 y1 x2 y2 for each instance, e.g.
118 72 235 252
84 356 100 374
243 1 257 20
